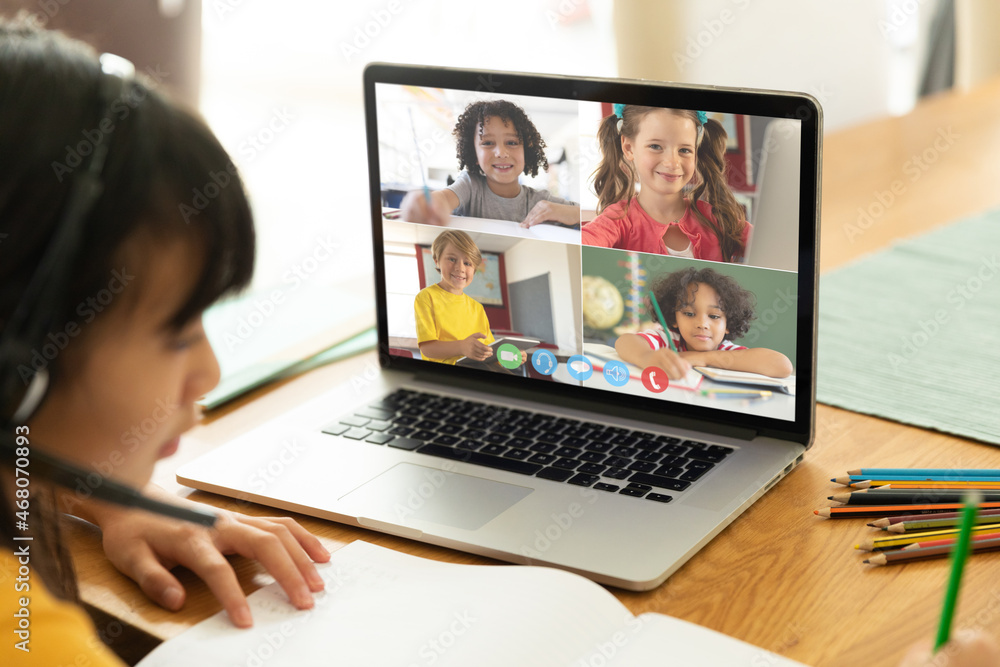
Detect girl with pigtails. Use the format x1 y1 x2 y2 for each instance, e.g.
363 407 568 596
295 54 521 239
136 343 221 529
582 104 752 263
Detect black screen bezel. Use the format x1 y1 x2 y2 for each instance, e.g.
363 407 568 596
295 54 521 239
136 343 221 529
363 63 821 448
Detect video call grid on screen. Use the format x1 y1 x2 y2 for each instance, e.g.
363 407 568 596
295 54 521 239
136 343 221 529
372 79 806 424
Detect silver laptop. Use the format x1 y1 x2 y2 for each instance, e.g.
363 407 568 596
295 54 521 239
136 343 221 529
178 65 822 591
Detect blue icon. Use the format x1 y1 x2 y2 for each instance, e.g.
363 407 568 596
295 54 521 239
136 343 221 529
531 349 557 376
566 355 594 381
603 360 630 387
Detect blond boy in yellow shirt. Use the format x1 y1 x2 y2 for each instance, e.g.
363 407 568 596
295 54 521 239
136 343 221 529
414 230 496 364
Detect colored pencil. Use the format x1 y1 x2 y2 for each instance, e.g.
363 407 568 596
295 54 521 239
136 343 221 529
849 468 1000 477
875 482 1000 490
884 515 1000 533
855 524 1000 551
833 475 1000 485
648 290 679 353
814 502 1000 518
934 493 980 651
868 507 1000 528
830 491 1000 505
407 107 432 204
901 531 1000 551
699 389 771 399
864 537 1000 566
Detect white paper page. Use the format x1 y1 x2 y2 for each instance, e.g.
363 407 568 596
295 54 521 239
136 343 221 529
593 613 810 667
138 540 635 667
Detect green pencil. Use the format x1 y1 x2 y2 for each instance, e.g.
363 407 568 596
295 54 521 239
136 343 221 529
934 491 981 651
647 290 678 353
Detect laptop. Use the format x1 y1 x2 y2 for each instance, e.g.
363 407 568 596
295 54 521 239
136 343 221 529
177 64 822 591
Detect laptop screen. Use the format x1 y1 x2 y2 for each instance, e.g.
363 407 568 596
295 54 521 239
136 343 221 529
365 65 819 441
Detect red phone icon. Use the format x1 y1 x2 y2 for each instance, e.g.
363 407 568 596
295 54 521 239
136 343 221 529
641 366 669 393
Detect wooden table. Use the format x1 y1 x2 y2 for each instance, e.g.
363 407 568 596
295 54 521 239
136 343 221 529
70 77 1000 666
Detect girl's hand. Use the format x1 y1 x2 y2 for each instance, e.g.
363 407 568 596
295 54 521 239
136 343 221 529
460 333 492 361
521 201 580 228
90 487 330 628
898 630 1000 666
399 190 453 225
644 347 692 380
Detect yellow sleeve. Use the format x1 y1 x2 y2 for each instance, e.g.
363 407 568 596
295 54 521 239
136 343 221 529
476 302 495 346
2 550 124 666
414 287 439 344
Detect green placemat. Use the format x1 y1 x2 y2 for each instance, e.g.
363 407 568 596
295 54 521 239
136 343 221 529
817 210 1000 444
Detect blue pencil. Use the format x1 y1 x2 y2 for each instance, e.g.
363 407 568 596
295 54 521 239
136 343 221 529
849 468 1000 477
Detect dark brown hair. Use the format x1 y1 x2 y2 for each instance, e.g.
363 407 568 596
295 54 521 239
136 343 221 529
647 266 756 340
452 99 548 177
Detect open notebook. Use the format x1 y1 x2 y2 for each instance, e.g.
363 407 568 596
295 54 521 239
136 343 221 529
137 541 807 666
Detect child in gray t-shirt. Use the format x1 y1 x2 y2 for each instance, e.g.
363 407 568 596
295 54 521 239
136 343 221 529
400 99 579 228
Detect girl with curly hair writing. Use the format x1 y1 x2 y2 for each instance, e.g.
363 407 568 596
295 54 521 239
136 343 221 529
615 267 792 380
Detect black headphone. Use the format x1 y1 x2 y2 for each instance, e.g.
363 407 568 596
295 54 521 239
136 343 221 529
0 53 215 527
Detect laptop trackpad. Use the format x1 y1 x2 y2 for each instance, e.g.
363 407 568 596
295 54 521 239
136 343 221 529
338 463 533 531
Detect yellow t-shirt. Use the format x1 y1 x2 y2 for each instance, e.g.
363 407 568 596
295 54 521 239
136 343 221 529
1 548 124 666
414 283 495 364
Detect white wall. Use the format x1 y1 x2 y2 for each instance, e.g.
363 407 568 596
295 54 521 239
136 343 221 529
503 242 582 353
613 0 943 132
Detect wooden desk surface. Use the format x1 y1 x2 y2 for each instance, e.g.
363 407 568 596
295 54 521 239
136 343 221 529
69 77 1000 666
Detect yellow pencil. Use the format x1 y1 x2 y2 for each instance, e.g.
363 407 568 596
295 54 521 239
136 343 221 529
855 523 1000 551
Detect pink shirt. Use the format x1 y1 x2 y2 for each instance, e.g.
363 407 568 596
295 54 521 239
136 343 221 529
582 198 751 262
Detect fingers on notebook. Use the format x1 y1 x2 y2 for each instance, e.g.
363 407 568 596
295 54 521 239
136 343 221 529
210 516 327 616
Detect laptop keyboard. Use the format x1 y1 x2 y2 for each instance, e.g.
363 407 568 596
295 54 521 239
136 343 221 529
321 389 734 503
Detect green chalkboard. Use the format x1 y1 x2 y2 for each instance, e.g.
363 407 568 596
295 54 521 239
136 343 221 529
581 246 797 364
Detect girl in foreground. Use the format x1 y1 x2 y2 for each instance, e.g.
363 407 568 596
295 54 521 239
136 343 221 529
1 18 328 664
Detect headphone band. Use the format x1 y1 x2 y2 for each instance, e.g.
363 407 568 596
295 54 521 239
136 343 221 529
1 53 136 424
